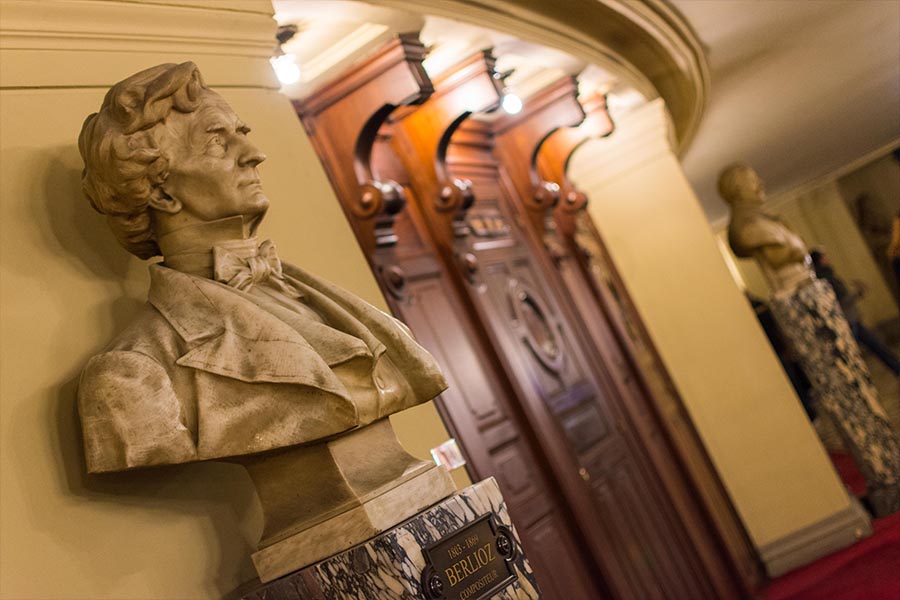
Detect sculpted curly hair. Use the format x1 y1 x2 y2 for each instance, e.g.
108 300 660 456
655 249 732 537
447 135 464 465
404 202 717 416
78 62 207 259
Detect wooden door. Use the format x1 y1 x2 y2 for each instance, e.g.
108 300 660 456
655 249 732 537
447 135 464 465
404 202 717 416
389 52 734 600
495 82 758 598
533 92 764 593
295 36 607 600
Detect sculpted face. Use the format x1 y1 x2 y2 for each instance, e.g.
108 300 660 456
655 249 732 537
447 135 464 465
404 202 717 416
735 167 764 202
719 164 766 206
158 91 269 227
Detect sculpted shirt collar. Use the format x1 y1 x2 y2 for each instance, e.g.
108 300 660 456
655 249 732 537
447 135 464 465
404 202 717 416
159 215 257 278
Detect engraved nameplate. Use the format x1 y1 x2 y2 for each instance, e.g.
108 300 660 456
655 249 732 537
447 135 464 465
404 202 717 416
420 514 518 600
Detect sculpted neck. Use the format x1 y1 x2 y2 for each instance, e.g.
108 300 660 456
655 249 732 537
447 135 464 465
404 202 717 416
156 216 260 278
728 197 767 213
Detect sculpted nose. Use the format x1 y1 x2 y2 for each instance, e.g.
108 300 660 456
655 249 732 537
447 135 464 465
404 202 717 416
238 139 266 168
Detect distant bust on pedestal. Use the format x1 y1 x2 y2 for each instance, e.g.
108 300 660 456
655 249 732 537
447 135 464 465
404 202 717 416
719 163 900 519
77 63 455 577
718 163 814 294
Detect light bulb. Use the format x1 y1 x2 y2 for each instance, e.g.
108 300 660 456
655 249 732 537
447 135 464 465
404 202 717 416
270 54 300 86
501 93 523 115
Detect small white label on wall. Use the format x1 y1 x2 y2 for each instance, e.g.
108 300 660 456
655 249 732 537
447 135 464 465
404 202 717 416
431 438 467 471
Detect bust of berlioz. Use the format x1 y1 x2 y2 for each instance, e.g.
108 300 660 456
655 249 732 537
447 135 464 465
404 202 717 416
78 61 446 470
78 63 454 574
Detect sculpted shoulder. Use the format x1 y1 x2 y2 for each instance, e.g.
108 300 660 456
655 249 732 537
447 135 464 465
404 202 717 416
78 302 199 472
727 212 790 258
99 302 187 362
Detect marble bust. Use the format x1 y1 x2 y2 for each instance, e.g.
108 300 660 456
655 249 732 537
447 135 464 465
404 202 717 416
718 163 814 293
77 62 454 578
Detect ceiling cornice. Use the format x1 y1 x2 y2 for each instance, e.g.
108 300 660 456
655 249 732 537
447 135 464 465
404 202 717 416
0 0 278 89
366 0 709 154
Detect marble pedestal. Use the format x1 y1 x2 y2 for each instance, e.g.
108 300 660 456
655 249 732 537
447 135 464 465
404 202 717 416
770 279 900 517
240 478 542 600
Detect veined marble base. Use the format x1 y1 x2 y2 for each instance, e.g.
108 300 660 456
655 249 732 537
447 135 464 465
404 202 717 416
770 279 900 517
240 478 542 600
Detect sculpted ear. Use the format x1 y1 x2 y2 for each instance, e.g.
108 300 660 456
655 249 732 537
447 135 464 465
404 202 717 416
148 186 182 214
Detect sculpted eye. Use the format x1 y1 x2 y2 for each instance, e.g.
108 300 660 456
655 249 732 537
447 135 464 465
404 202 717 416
206 133 226 156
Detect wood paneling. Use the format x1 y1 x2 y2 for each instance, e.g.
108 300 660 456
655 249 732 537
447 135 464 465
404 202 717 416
444 119 713 599
296 36 606 600
393 55 748 598
535 91 765 594
296 33 758 600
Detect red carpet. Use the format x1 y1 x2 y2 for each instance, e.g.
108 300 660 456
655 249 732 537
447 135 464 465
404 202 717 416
829 452 867 498
763 504 900 600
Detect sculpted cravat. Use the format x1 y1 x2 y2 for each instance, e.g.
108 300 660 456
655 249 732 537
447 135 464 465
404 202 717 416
213 239 301 297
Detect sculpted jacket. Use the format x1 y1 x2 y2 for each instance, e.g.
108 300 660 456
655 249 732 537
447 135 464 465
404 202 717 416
78 262 447 473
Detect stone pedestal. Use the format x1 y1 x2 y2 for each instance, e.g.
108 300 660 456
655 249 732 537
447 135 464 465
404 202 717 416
243 420 457 583
239 478 542 600
770 279 900 517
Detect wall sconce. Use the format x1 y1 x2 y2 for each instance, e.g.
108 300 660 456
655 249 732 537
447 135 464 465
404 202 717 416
271 54 300 85
271 24 300 86
493 67 521 115
501 92 523 115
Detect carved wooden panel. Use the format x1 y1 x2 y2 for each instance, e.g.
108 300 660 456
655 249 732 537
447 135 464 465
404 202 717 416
372 133 608 600
296 36 606 600
537 93 764 594
494 81 765 599
525 513 606 600
441 119 720 599
387 47 763 597
297 33 757 600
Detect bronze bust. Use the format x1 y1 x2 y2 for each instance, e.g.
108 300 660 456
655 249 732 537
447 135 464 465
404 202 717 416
719 163 814 293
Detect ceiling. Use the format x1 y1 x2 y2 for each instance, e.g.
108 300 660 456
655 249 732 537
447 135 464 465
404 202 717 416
272 1 900 224
670 0 900 223
271 1 624 103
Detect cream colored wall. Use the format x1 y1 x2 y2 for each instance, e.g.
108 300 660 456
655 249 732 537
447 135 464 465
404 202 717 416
569 101 852 550
0 1 458 599
716 180 900 326
780 183 898 325
713 230 769 298
838 152 900 210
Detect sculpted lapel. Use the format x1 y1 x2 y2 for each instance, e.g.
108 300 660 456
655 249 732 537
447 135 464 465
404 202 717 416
150 264 370 397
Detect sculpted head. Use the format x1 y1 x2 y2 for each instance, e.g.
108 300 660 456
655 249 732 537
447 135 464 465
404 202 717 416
717 163 765 207
79 62 268 259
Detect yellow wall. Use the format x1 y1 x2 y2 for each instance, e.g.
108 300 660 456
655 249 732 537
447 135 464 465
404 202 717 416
717 180 899 326
569 101 852 550
838 152 900 211
0 1 457 598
